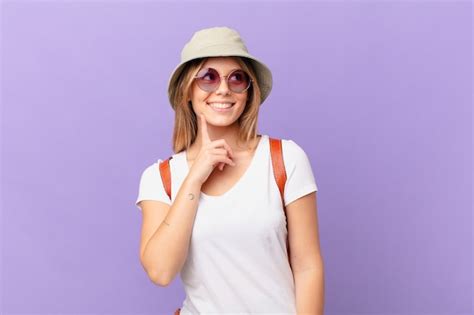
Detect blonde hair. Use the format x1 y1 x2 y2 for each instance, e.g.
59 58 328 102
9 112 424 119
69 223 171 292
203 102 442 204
169 56 262 154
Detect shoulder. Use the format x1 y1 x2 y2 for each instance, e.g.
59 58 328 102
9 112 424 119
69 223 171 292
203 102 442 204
267 137 314 173
141 151 184 178
136 158 173 208
281 138 306 153
140 158 165 179
268 136 310 159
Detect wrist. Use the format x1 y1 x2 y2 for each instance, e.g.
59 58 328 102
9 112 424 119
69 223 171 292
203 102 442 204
184 175 203 188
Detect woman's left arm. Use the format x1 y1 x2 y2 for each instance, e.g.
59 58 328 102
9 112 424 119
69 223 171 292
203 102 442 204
286 191 325 315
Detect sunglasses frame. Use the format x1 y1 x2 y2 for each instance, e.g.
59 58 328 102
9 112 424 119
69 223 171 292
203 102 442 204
193 67 253 94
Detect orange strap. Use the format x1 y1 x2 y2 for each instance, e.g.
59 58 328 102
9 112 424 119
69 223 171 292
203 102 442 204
268 138 287 206
268 138 291 262
158 156 173 200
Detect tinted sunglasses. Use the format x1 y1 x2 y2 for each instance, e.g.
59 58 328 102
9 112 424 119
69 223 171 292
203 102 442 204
193 67 253 93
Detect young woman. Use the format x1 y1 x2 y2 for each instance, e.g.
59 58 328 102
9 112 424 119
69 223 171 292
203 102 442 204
135 26 324 314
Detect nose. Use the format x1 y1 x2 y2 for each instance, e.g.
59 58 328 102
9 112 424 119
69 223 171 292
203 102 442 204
215 77 231 95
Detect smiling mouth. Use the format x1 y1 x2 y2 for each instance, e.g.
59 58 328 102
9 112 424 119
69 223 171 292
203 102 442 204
207 102 236 109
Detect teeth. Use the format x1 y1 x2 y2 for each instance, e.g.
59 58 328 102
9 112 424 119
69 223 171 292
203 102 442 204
208 102 234 109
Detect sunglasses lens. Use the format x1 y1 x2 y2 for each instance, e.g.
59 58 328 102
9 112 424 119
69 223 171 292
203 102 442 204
195 68 220 92
228 70 250 93
195 68 251 93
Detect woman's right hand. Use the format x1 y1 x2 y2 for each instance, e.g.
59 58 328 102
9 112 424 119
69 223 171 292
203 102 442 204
187 113 236 186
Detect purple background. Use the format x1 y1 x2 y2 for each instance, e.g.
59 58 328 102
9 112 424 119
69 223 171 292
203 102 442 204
1 1 472 314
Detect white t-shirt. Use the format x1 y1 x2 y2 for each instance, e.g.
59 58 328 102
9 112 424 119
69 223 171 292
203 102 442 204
135 134 319 315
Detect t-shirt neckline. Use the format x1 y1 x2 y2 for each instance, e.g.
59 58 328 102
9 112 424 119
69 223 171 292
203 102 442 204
181 134 267 200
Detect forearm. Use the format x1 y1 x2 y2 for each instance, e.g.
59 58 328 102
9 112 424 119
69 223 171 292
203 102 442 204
294 262 325 315
142 176 202 285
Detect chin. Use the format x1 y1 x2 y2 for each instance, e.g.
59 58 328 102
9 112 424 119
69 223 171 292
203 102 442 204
205 117 237 127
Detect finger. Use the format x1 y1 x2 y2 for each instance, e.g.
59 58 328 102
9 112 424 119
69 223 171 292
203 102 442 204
212 139 235 159
213 162 224 171
213 155 235 170
200 113 211 144
221 141 235 159
219 156 236 167
210 148 228 155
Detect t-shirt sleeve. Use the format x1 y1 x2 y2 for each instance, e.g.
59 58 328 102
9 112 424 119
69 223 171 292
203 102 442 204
282 139 319 207
135 160 172 211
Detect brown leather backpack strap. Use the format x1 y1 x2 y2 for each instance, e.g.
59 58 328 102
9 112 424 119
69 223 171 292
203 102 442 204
269 138 287 205
158 156 173 201
269 137 292 263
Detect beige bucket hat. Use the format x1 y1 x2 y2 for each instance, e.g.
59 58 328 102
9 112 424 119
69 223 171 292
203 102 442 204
167 26 273 110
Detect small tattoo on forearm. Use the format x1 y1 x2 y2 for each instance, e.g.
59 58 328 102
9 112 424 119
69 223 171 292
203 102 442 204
188 193 195 200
